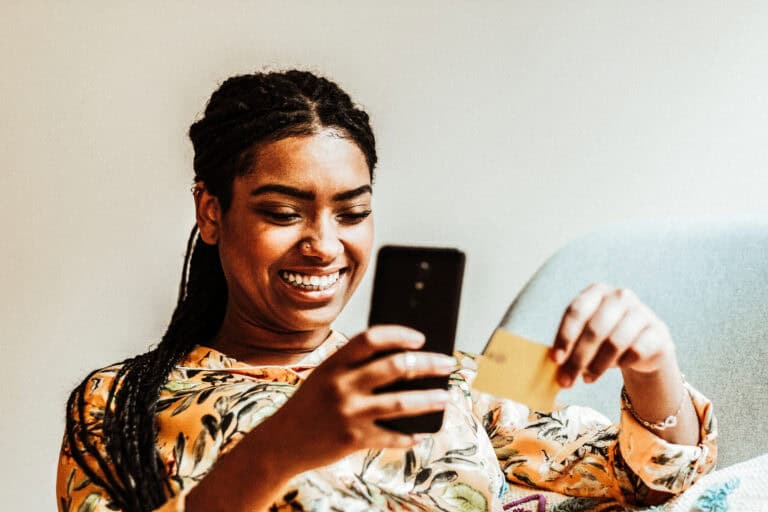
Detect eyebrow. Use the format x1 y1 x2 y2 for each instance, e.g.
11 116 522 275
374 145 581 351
250 184 372 201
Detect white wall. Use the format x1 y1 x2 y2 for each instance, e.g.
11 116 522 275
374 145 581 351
2 1 768 507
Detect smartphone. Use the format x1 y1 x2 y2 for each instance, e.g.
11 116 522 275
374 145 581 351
367 245 466 433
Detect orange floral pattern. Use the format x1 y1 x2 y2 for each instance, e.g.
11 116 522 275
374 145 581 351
57 332 716 511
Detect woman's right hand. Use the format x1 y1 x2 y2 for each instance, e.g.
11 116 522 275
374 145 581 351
263 325 457 473
187 325 455 511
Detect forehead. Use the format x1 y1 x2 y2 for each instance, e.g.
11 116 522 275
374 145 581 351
238 130 371 193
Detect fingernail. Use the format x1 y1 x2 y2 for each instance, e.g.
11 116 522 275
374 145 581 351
407 390 448 408
435 355 459 371
558 375 573 388
424 390 450 406
403 329 426 346
552 349 566 364
583 374 594 383
433 390 451 403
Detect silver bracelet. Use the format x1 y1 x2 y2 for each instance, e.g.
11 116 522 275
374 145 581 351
620 375 689 431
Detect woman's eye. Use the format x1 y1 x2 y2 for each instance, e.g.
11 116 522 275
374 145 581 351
260 210 301 224
338 210 372 224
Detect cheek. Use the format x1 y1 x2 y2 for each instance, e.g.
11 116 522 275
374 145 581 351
220 225 299 278
256 229 302 263
347 221 374 272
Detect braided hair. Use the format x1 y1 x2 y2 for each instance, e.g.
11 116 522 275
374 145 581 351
65 70 377 511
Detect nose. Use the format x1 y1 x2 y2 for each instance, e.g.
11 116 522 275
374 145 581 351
300 218 343 262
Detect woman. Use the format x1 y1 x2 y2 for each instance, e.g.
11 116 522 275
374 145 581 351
57 70 716 512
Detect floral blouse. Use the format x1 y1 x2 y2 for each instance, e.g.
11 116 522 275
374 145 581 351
57 332 717 512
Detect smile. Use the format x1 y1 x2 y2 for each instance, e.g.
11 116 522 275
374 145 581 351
279 270 341 291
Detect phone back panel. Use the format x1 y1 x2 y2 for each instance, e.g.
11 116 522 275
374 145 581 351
368 245 465 433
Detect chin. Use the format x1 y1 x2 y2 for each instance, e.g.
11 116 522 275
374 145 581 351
292 307 345 330
271 298 343 331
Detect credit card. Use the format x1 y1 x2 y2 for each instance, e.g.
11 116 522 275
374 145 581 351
472 328 561 412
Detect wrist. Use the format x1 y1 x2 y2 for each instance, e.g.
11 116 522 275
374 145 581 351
621 350 683 411
621 346 679 385
621 376 688 431
620 354 695 440
186 414 301 512
251 410 309 478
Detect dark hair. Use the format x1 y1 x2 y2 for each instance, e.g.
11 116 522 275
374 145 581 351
65 70 377 511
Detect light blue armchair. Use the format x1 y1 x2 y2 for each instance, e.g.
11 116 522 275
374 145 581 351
497 220 768 469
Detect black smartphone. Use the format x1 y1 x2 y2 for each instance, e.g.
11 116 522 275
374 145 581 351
367 245 466 433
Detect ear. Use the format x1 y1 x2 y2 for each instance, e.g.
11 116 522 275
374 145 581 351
193 183 222 245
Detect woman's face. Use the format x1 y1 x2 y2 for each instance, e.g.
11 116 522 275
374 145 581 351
199 129 374 334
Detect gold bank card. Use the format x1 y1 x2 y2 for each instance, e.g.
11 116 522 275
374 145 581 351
472 329 561 412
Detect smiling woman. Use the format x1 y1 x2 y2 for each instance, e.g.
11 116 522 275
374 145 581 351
56 70 717 512
57 71 392 511
197 130 375 363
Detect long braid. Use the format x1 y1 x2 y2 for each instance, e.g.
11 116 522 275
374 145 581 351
64 70 377 510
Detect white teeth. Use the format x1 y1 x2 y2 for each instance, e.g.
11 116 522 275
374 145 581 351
280 270 340 291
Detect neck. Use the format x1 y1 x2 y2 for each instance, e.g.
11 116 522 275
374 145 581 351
209 306 333 366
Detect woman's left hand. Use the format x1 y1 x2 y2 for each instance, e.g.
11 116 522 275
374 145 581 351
550 283 676 388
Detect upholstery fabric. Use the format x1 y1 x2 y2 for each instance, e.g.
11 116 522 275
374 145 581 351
498 219 768 468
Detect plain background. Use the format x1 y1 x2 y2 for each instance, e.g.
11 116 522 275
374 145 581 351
2 1 768 507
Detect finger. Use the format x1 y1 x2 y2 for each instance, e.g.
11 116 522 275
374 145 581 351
558 289 626 386
552 283 612 365
585 304 647 381
350 351 457 391
331 325 425 368
359 389 451 421
601 307 649 366
583 342 618 383
618 324 668 373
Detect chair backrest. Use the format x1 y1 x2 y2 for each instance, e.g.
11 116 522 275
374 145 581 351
498 220 768 468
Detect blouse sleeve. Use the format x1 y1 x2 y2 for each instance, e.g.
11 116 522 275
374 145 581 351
56 366 185 512
57 440 184 512
58 360 300 512
458 352 718 508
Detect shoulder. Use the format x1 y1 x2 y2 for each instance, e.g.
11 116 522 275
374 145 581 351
67 362 126 418
58 362 130 510
63 361 129 462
